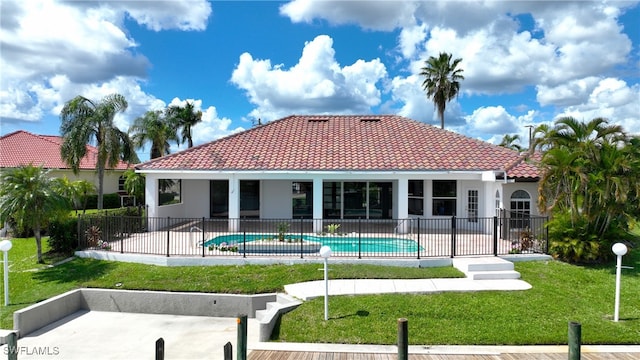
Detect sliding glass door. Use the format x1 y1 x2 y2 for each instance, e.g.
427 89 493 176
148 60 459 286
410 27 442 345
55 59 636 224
323 181 392 219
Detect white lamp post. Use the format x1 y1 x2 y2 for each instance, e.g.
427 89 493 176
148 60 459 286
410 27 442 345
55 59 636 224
0 240 12 306
612 242 627 322
319 245 332 321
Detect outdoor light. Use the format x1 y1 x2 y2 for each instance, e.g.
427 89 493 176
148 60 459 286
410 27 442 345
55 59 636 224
319 245 332 321
0 240 12 306
612 242 627 322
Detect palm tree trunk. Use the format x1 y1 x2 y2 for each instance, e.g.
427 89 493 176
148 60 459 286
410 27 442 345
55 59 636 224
34 223 43 263
97 164 105 210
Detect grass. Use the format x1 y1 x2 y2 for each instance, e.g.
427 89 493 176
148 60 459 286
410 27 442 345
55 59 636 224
276 246 640 345
0 237 461 328
1 231 638 345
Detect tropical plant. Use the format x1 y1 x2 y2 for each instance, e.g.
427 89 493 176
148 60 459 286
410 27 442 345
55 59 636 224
123 169 145 205
498 134 523 152
85 225 102 247
276 222 290 241
420 52 464 129
534 117 637 262
52 177 95 214
59 93 138 209
0 165 69 263
129 110 179 159
325 223 341 235
167 101 203 148
73 179 97 214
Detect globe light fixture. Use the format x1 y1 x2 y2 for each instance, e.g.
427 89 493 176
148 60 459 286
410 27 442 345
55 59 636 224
0 240 12 306
612 242 627 322
319 245 332 321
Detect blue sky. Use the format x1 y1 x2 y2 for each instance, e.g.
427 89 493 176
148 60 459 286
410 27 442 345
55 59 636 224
1 0 638 161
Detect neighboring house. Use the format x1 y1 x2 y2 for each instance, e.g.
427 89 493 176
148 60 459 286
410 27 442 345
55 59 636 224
0 130 132 202
136 115 540 232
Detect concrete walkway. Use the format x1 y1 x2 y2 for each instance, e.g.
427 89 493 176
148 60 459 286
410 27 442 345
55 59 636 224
285 278 532 300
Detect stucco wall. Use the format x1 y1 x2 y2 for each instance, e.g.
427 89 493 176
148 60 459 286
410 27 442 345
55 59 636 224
48 169 124 194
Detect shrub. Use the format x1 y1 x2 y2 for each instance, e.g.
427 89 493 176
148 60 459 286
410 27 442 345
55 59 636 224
48 217 78 253
548 211 633 263
83 193 121 210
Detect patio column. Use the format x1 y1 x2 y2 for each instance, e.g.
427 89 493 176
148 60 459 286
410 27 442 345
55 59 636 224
397 178 409 234
313 178 323 233
228 177 240 232
145 176 159 231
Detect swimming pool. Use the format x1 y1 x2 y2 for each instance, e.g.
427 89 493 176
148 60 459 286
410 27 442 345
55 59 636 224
204 234 422 253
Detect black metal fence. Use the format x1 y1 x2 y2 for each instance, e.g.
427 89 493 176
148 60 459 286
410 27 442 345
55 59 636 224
77 213 548 259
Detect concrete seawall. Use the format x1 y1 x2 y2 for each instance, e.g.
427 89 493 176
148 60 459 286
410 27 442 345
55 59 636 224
13 288 276 338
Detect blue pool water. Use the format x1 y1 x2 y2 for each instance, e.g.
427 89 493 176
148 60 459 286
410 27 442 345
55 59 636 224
204 234 422 253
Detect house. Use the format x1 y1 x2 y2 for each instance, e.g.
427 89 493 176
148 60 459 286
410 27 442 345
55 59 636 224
136 115 540 233
0 130 132 203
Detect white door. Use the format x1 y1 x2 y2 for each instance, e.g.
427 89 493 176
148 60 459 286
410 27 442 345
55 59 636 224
466 189 479 223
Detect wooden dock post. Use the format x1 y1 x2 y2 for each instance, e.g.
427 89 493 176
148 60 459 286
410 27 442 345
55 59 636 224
568 321 581 360
398 318 408 360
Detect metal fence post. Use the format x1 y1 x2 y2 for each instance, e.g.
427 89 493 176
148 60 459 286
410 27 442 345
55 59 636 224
450 216 456 258
242 231 246 258
493 216 498 256
202 217 206 257
545 217 550 254
166 217 170 257
358 218 362 259
300 217 304 259
416 219 421 260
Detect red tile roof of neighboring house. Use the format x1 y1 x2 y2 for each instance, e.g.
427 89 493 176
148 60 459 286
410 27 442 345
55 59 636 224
137 115 540 178
0 130 130 170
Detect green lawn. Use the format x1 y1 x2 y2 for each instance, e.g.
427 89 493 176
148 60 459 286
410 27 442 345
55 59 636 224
1 234 638 345
0 237 461 328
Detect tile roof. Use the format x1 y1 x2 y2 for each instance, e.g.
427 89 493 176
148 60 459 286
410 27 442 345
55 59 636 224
504 152 542 180
137 115 540 178
0 130 130 170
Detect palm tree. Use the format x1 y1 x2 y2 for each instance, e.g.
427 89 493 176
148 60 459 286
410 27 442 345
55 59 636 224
420 52 464 129
167 101 203 148
123 169 145 205
0 165 69 263
129 110 179 159
498 134 523 152
60 94 138 210
537 117 635 262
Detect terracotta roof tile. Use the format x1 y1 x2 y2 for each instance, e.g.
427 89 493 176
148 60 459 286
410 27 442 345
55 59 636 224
0 130 130 170
136 115 540 178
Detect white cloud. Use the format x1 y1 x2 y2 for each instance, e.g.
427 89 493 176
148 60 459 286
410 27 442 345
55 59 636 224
117 1 211 31
555 78 640 135
399 23 428 59
536 77 602 107
280 0 417 30
0 0 211 125
465 106 520 134
230 35 387 121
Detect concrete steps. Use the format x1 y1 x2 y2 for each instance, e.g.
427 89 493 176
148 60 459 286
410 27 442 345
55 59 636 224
255 293 302 342
453 257 521 280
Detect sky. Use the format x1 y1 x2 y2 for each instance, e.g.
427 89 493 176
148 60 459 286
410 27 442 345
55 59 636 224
1 0 639 161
